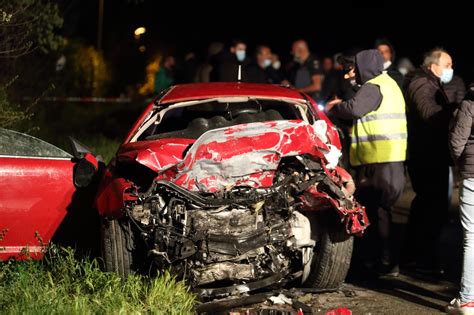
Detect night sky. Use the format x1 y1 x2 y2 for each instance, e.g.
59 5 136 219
61 0 473 84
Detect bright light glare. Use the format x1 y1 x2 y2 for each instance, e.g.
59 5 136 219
317 104 325 111
134 27 146 36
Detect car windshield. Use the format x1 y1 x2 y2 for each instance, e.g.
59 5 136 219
138 99 307 141
0 128 72 158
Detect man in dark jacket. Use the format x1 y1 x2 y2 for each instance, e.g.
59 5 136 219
445 74 466 104
327 49 407 276
287 40 323 102
375 38 404 88
448 84 474 313
405 48 457 274
211 39 248 82
246 45 283 84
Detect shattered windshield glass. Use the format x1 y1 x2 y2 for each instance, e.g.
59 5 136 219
0 128 72 158
138 99 305 141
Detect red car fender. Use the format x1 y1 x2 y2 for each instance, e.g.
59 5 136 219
95 169 137 218
299 164 369 236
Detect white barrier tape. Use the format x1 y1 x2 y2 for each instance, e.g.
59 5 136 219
22 97 154 103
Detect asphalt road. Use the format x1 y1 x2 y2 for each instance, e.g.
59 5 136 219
223 176 463 314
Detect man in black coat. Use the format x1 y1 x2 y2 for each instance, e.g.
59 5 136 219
287 40 323 102
211 39 248 82
444 74 466 104
375 38 404 88
405 48 458 274
245 45 284 84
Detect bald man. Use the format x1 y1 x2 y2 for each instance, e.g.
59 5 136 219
405 48 458 275
288 40 323 102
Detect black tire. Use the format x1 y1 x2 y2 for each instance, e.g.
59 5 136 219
305 213 353 289
101 218 136 278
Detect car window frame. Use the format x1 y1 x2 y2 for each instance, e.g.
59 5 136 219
130 97 312 142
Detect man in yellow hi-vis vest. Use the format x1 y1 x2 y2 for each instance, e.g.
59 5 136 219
326 49 407 277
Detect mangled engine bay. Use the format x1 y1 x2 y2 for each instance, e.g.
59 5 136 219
114 120 368 297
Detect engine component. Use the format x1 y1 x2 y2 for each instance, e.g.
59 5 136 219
123 155 365 298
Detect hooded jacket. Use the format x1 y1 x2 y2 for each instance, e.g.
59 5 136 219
329 49 406 208
330 49 384 119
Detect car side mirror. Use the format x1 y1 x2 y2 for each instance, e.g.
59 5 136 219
69 137 102 188
70 137 92 159
74 155 98 188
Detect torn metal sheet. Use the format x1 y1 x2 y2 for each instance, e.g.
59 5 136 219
174 120 328 192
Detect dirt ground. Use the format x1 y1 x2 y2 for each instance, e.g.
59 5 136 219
219 273 458 314
220 175 463 314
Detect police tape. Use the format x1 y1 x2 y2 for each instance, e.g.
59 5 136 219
22 96 154 103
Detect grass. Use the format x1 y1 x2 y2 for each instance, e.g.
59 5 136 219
0 247 196 314
79 134 120 164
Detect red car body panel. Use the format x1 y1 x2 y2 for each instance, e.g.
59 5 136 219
117 138 195 173
95 169 138 218
124 103 154 143
159 82 307 104
0 157 75 259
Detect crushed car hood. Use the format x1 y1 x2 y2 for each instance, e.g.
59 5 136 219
117 138 194 172
118 120 340 193
173 120 331 192
109 120 367 236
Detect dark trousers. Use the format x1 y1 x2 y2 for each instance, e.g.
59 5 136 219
406 162 450 268
353 162 406 266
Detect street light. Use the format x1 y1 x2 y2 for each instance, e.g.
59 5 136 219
134 27 146 39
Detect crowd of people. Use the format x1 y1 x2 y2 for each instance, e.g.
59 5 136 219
153 38 473 314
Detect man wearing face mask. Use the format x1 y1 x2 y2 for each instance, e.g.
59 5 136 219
287 40 323 102
375 38 404 88
212 39 248 82
405 48 458 275
246 45 284 84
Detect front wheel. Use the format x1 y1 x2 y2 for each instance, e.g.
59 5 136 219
304 213 353 289
101 218 139 278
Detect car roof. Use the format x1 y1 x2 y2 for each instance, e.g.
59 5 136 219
158 82 307 105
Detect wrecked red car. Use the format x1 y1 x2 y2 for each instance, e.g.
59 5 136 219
0 82 368 298
96 83 368 297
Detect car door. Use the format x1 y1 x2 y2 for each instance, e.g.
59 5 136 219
0 128 80 260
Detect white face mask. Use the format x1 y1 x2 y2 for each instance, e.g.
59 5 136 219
236 50 246 62
272 60 281 70
399 67 408 76
263 59 272 68
440 68 454 84
383 60 392 70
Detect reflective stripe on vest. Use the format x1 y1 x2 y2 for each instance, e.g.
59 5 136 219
350 73 407 166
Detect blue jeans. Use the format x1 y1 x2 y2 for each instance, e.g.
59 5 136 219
460 178 474 302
